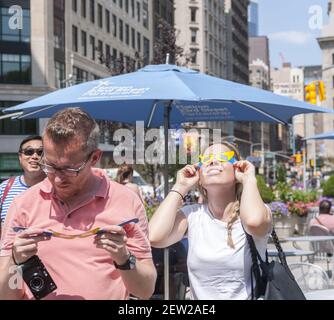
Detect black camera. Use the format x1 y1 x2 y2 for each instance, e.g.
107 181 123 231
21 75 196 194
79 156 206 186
19 255 57 300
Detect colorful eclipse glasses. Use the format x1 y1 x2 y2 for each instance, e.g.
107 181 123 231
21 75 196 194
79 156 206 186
12 218 139 240
197 151 237 168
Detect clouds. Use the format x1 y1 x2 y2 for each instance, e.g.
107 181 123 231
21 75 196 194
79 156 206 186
268 31 314 45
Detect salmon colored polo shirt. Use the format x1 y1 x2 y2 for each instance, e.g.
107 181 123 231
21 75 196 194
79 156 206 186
0 169 152 300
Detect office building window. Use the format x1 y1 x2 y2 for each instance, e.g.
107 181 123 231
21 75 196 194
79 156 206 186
131 28 135 49
137 32 141 52
190 7 197 22
55 61 65 88
72 25 78 52
54 0 65 11
90 0 95 23
72 0 77 12
119 0 123 9
119 19 123 41
0 54 31 84
131 0 135 17
191 28 197 43
0 7 30 42
136 1 140 22
54 17 65 50
143 1 148 29
98 3 103 28
112 14 117 37
190 49 198 64
81 0 86 17
125 0 129 13
106 44 111 64
97 40 103 62
143 37 149 65
73 66 88 84
106 9 110 33
81 30 87 56
332 53 334 65
112 48 117 67
0 101 37 135
90 35 95 60
125 24 129 45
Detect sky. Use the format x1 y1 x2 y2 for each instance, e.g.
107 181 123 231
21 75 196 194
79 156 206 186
256 0 330 68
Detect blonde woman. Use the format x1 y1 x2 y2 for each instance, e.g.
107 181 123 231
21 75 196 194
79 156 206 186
149 142 272 300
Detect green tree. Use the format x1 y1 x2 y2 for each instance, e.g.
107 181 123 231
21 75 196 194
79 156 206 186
322 175 334 198
256 175 275 203
276 163 287 183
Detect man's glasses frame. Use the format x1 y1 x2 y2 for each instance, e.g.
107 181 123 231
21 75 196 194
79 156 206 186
39 151 95 177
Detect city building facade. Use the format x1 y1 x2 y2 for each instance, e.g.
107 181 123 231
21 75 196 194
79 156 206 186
174 0 251 157
0 0 153 178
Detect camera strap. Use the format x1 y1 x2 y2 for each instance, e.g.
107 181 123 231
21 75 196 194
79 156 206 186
0 177 15 236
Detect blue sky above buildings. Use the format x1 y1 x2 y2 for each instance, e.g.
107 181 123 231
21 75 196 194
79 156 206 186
257 0 329 68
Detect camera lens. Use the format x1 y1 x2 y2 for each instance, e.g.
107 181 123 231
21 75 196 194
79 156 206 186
29 274 45 292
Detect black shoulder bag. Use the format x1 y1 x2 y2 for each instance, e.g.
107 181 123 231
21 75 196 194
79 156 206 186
245 228 306 300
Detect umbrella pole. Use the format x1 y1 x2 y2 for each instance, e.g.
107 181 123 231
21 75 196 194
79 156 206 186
163 101 172 300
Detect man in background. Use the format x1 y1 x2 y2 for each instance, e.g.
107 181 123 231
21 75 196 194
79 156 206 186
0 135 45 238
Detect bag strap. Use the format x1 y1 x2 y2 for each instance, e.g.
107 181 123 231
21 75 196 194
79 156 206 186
244 231 264 299
245 226 289 299
0 177 15 238
270 227 288 267
0 177 15 215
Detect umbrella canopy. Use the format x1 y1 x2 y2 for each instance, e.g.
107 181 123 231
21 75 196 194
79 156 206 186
304 131 334 140
4 64 333 125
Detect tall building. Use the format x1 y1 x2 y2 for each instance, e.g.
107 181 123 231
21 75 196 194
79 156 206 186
317 0 334 161
174 0 230 149
271 62 302 153
224 0 251 157
224 0 249 84
248 0 258 37
174 0 226 77
249 36 270 161
0 0 153 179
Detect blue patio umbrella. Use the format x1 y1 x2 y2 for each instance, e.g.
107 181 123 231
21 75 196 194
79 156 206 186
304 131 334 140
4 64 332 126
4 64 334 299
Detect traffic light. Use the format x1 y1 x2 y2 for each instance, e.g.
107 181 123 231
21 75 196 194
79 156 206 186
305 82 317 105
318 80 326 101
309 159 314 167
295 153 302 163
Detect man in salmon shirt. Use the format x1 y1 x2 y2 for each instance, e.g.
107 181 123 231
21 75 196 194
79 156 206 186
0 108 156 300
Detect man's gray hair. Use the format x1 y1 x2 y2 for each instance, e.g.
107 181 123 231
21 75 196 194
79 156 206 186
44 108 100 154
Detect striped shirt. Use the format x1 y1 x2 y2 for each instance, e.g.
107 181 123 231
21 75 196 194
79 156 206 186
0 176 29 224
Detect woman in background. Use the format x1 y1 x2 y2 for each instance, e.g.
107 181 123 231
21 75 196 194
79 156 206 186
116 164 143 202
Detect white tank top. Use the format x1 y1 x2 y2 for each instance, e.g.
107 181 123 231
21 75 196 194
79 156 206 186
180 204 270 300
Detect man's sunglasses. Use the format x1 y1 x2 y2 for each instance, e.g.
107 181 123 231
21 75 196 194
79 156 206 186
20 148 43 157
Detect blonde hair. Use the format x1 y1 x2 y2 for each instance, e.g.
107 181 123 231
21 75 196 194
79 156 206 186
199 141 243 249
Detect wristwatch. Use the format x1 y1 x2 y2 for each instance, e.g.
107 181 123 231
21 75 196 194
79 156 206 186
114 252 136 270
